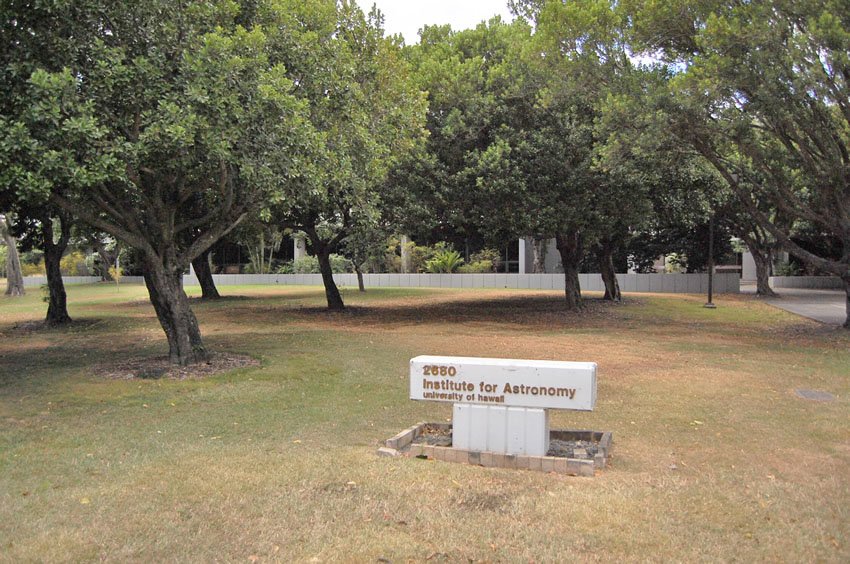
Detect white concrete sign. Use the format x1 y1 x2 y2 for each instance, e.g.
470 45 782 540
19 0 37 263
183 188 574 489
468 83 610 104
409 355 597 411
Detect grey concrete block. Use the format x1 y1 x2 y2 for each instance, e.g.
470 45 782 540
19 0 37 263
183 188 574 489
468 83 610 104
565 459 595 477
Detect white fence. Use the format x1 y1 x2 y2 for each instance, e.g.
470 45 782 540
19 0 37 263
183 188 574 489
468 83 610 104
174 272 740 294
770 276 844 289
23 272 740 293
22 276 102 288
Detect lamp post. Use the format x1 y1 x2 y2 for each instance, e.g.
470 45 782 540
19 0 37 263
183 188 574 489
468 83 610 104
704 216 717 309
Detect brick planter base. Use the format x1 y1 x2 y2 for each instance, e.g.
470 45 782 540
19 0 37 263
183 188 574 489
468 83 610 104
378 422 612 477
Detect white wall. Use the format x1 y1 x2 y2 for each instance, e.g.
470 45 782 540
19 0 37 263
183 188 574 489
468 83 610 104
22 276 102 287
38 272 740 294
175 272 741 294
770 276 843 289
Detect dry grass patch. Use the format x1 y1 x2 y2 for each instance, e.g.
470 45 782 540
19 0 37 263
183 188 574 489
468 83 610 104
1 284 848 562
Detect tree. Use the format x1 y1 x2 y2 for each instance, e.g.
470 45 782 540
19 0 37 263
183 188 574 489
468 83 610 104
1 0 86 317
410 11 646 309
269 1 427 310
191 248 221 300
2 1 317 363
626 0 850 327
4 203 76 322
38 209 73 323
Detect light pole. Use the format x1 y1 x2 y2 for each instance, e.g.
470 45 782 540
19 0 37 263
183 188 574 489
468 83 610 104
704 216 716 309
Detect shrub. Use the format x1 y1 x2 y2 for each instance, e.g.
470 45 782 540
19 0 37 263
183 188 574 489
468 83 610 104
775 260 801 277
275 261 294 274
457 260 494 273
384 238 438 273
469 248 501 271
60 251 89 276
425 249 464 273
21 260 45 276
290 254 353 274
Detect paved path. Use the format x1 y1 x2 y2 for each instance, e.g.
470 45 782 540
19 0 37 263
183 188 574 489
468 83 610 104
742 285 847 326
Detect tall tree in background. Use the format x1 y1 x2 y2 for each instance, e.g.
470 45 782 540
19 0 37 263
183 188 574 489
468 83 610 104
410 9 646 309
268 1 427 310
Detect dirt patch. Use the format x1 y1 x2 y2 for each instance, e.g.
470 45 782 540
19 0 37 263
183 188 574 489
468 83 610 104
9 318 103 333
95 352 259 380
281 293 637 332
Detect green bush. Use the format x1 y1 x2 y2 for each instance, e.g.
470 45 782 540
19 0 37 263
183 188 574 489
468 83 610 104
275 261 294 274
425 249 464 273
469 248 501 271
289 254 353 274
21 260 45 276
384 238 440 273
60 250 89 276
774 260 800 277
457 260 494 273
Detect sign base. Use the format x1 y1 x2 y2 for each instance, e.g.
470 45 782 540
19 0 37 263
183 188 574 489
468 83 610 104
452 403 549 456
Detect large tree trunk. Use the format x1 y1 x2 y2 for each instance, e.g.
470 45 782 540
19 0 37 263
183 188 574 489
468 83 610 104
317 249 345 310
41 214 72 324
555 230 583 310
597 241 621 302
1 215 25 297
192 248 221 300
750 246 777 297
532 237 547 273
355 263 366 292
143 257 208 365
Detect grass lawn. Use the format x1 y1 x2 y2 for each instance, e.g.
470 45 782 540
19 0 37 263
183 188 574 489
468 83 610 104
1 282 848 562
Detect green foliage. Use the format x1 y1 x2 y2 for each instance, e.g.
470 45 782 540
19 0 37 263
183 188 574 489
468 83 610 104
59 250 88 276
456 248 500 273
425 249 464 273
625 0 850 298
0 0 318 268
20 261 45 276
457 260 494 273
275 261 294 274
471 248 501 269
268 1 427 295
289 255 353 275
774 261 801 277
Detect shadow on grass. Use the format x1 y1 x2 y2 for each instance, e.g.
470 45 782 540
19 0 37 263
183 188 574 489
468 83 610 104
250 294 634 331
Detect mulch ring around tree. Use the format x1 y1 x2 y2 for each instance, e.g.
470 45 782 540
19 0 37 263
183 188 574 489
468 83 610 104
95 352 259 380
